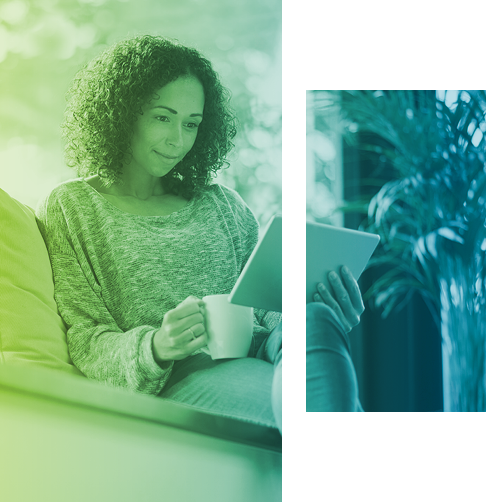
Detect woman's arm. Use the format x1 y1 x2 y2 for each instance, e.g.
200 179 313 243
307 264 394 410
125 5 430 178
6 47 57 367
35 188 177 395
49 251 173 394
152 296 208 365
254 309 281 331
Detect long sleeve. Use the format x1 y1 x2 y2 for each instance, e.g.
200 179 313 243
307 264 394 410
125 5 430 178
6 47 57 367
36 179 273 394
36 192 172 394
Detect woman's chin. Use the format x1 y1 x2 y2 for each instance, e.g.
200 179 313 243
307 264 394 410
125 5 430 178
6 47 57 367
149 165 175 179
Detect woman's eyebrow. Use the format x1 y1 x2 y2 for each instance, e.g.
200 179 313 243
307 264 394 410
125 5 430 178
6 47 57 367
151 105 202 117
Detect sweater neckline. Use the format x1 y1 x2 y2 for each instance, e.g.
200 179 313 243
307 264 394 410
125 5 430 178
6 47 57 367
78 178 197 219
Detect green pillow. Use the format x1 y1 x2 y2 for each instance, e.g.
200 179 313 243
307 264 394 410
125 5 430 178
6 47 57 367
0 188 83 375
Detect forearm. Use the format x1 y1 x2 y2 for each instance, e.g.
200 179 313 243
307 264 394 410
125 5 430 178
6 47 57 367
67 322 173 394
52 254 172 394
254 309 282 332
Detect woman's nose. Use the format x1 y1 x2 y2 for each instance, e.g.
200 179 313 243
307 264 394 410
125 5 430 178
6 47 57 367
166 123 183 147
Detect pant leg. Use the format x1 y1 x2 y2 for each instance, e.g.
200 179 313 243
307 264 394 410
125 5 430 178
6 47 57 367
159 353 277 429
256 322 282 432
306 302 363 412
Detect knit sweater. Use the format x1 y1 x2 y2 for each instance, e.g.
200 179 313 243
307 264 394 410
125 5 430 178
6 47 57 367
36 179 281 395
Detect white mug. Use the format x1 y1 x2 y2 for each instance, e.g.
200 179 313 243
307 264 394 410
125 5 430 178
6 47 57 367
202 294 253 359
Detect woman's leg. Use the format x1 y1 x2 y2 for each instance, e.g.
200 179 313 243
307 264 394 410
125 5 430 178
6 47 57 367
159 353 277 429
256 323 282 432
306 302 362 412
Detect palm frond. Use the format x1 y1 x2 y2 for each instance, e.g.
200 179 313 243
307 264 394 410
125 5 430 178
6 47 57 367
333 90 486 319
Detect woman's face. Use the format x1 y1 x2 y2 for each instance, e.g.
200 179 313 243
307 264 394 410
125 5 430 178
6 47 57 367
127 75 205 181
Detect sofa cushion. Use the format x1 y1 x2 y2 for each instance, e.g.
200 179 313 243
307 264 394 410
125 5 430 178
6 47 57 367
0 188 82 375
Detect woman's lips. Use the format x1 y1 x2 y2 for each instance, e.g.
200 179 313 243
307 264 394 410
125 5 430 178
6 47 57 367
155 151 178 160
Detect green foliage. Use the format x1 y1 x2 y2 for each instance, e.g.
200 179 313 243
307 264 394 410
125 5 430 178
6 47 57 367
329 90 486 325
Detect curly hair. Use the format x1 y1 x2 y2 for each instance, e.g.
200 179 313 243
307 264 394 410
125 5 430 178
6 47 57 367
62 35 237 198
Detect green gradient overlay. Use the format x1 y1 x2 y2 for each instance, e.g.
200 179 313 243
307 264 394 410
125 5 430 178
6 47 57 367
0 0 281 225
0 364 281 502
0 1 282 500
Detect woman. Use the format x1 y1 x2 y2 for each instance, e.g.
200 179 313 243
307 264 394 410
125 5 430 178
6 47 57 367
36 35 282 431
307 266 365 412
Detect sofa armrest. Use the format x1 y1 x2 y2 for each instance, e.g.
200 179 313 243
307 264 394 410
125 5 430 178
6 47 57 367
0 363 281 452
0 363 281 502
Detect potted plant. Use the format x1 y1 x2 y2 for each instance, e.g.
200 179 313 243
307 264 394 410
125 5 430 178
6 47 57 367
326 90 486 411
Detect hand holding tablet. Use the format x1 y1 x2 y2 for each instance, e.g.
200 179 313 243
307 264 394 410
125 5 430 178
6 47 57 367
306 221 380 313
313 266 366 333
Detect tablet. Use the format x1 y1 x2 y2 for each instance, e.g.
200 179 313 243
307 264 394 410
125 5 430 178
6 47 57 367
229 214 282 312
306 221 380 304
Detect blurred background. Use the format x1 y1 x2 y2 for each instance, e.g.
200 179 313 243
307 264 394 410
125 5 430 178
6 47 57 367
307 90 442 412
0 0 281 227
307 90 486 412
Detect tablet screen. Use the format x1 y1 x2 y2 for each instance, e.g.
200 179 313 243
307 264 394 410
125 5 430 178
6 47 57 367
229 215 282 312
306 222 380 304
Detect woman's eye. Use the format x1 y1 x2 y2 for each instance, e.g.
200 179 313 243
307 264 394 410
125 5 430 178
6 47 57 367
186 122 200 129
155 115 169 122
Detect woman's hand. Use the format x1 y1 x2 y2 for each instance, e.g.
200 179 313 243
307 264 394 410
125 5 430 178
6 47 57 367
313 266 365 333
152 296 208 366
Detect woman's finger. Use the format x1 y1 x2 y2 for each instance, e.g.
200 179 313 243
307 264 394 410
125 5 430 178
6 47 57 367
186 331 209 352
173 299 204 320
182 322 205 343
328 271 360 327
316 283 352 332
341 266 365 314
176 312 204 335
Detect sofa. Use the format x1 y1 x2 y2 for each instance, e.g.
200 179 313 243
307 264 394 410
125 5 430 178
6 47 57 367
0 187 83 375
0 187 281 502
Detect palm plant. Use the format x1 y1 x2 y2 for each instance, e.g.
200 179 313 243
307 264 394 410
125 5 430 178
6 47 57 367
329 90 486 411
